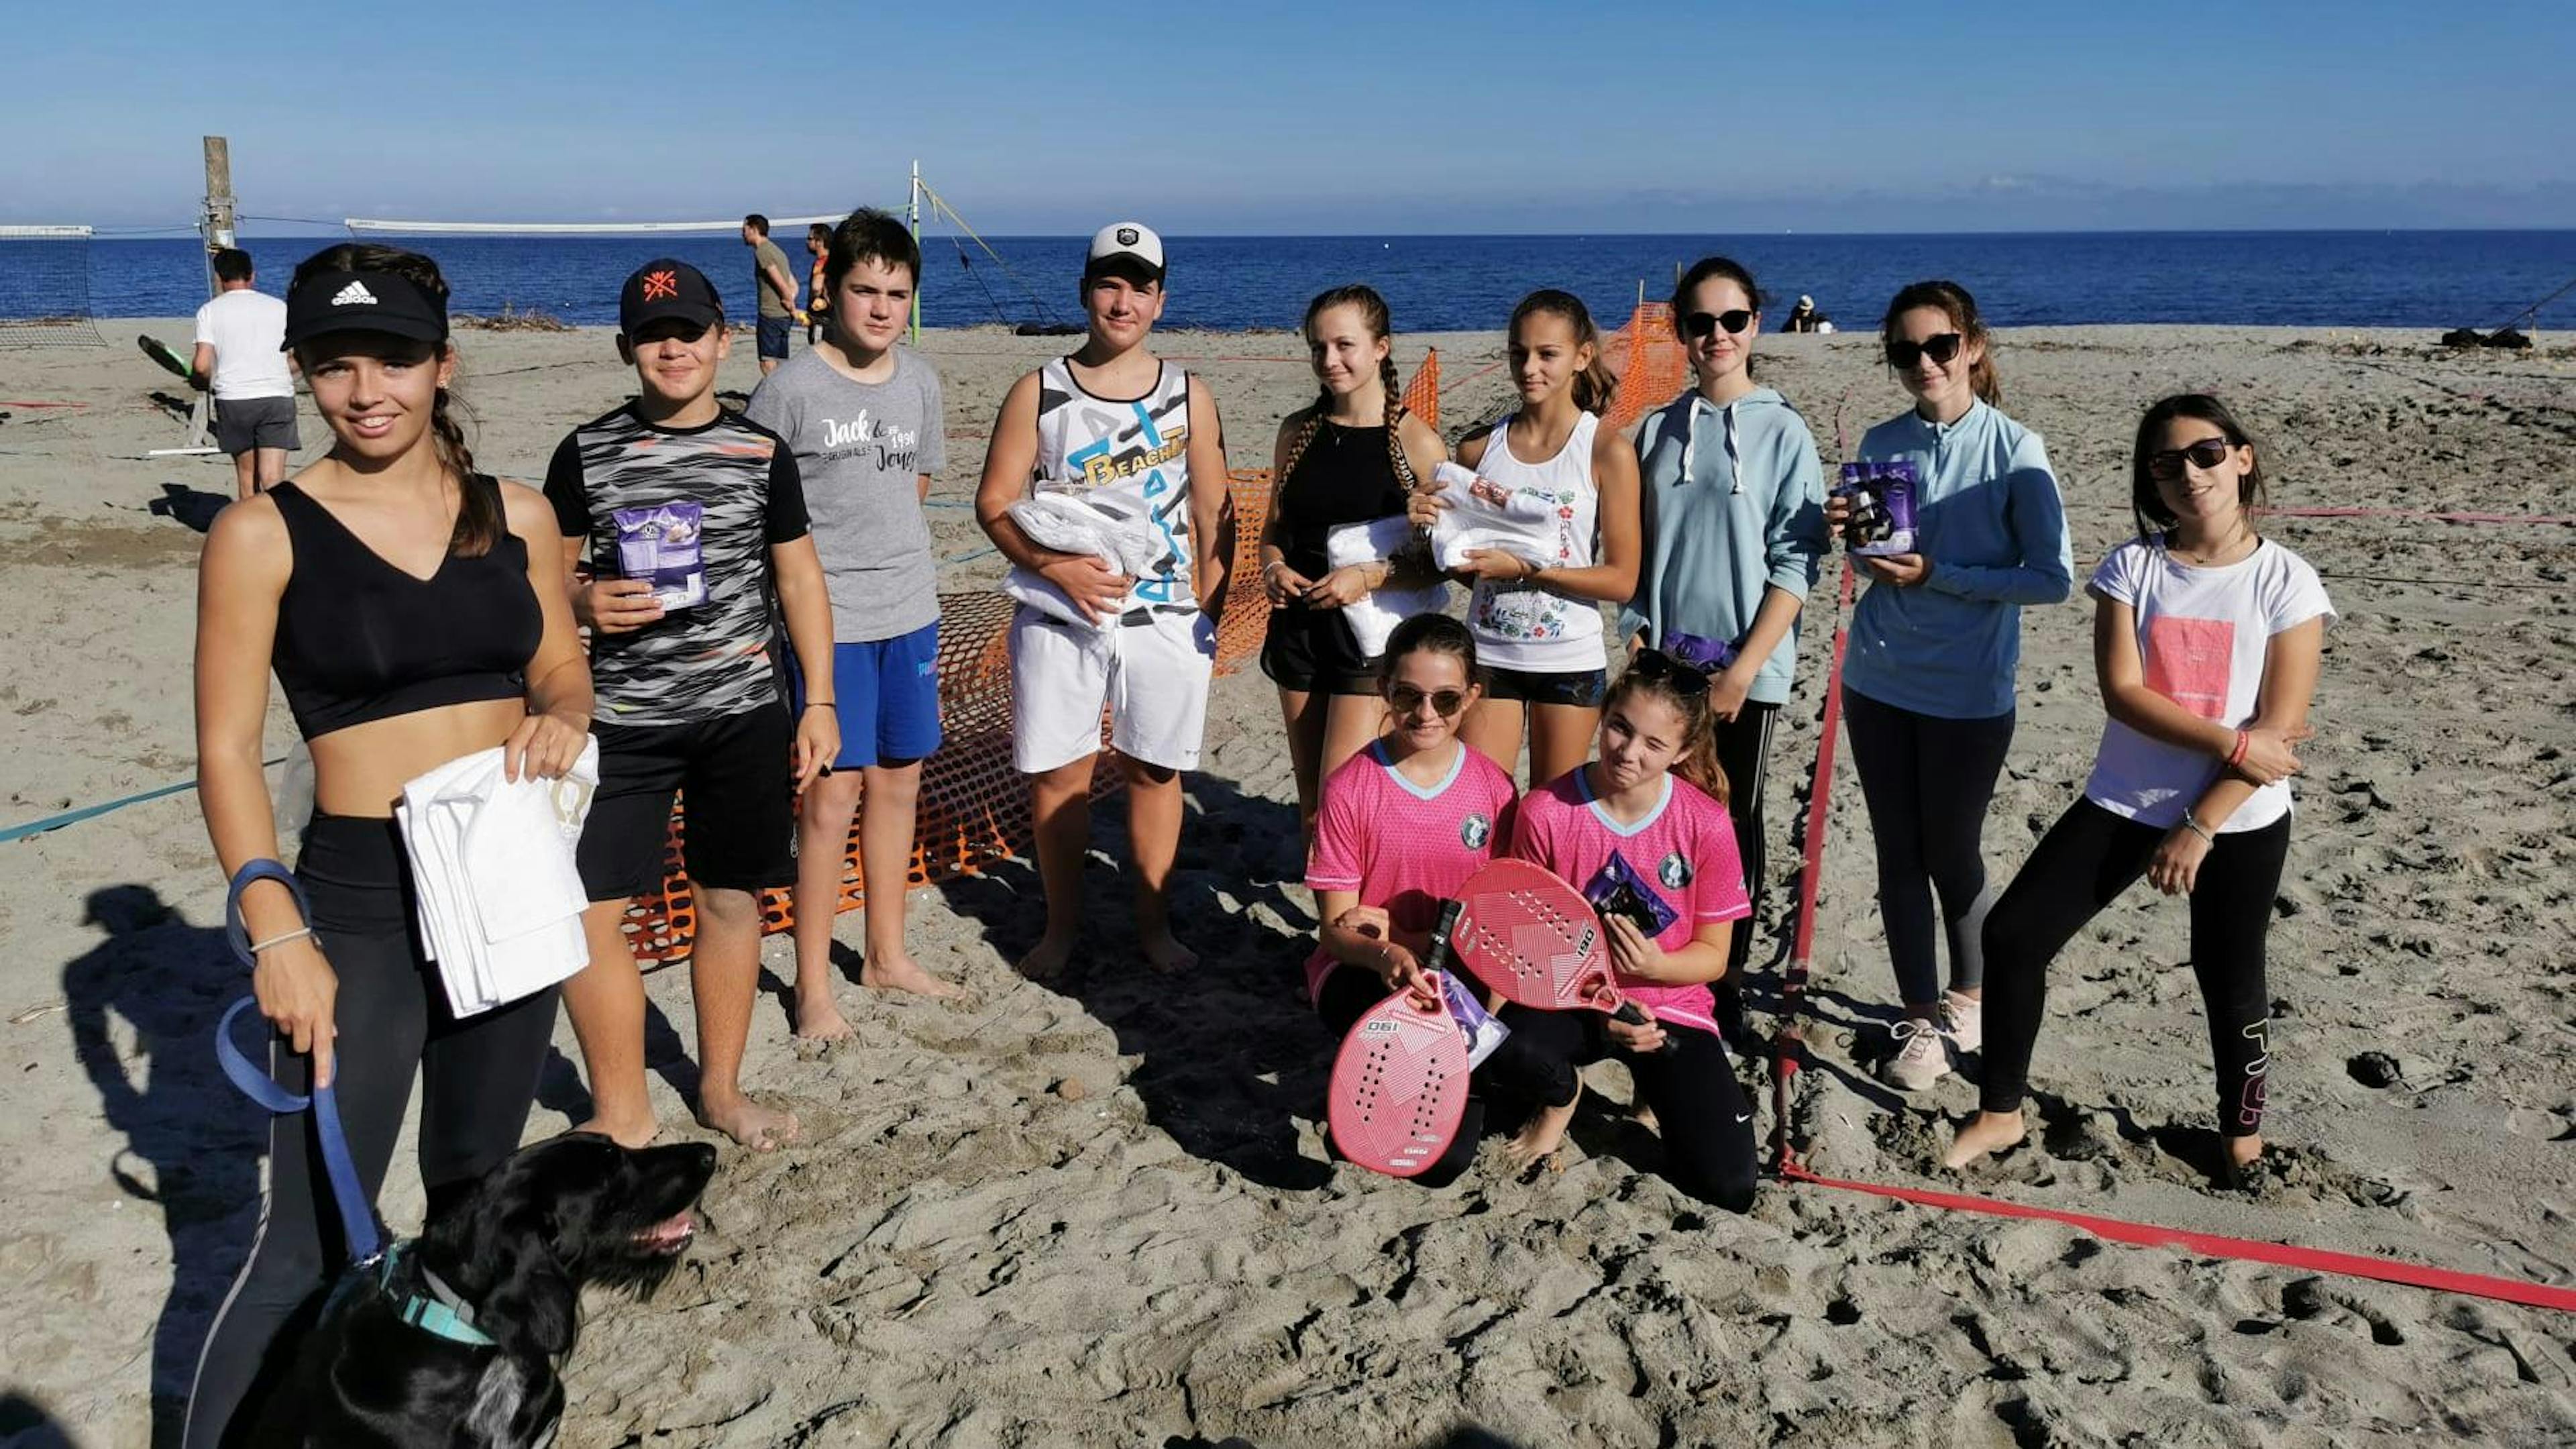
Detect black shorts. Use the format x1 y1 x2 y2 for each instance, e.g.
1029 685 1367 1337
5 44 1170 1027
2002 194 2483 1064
578 702 796 900
1481 663 1607 707
756 315 792 360
1258 604 1379 696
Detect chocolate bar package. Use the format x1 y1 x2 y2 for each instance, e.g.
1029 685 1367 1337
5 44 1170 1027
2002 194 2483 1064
1835 460 1919 557
612 501 706 610
1584 849 1680 939
1662 630 1739 674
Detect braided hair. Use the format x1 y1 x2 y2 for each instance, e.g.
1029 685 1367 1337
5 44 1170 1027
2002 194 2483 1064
1281 284 1415 492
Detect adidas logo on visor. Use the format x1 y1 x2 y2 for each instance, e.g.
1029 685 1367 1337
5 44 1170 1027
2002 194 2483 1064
331 281 379 307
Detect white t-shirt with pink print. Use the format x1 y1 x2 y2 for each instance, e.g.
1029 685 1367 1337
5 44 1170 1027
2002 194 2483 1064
2082 537 2334 835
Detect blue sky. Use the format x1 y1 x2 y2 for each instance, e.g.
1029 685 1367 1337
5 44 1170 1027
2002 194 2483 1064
7 0 2573 233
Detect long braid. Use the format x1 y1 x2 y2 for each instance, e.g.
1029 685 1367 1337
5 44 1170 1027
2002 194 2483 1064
1277 398 1328 489
1378 353 1415 491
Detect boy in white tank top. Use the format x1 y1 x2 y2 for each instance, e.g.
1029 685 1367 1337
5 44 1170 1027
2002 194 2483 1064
974 223 1232 978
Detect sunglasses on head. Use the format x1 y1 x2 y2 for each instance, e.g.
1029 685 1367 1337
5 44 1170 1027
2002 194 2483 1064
1623 648 1712 700
1682 309 1754 339
2146 437 2236 480
1884 332 1964 370
1386 684 1469 718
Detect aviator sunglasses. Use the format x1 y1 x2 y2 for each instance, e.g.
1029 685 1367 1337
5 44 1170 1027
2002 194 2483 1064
1682 309 1755 339
1623 647 1713 700
2146 437 2237 480
1884 332 1964 370
1387 683 1470 718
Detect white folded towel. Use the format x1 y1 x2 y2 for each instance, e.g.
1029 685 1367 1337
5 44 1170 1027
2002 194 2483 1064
396 739 599 1018
1010 492 1163 577
1324 517 1446 657
1428 461 1557 570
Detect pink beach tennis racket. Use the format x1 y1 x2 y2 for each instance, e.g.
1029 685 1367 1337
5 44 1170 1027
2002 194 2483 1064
1447 859 1674 1052
1327 904 1472 1178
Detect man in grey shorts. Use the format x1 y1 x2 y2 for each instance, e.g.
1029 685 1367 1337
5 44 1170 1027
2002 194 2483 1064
191 248 301 498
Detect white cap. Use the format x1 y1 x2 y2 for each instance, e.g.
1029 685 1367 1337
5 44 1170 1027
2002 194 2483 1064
1085 221 1165 280
1797 294 1814 308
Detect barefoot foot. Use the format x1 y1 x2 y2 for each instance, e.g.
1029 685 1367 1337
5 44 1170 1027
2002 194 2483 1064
1942 1110 2027 1169
860 951 961 1000
792 991 855 1042
573 1109 659 1151
1506 1080 1582 1174
2224 1134 2263 1171
1140 928 1197 974
698 1091 799 1152
1018 930 1077 981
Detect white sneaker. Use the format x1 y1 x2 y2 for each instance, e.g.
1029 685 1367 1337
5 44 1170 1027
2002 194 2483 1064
1881 1016 1952 1091
1941 991 1984 1055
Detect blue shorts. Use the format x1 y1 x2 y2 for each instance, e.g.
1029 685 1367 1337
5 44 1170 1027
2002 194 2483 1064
793 621 943 769
757 315 792 360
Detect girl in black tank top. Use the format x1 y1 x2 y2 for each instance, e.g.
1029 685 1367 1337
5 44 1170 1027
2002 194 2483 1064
185 244 593 1449
1256 285 1449 842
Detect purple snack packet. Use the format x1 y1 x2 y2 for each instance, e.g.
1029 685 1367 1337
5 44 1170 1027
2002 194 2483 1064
1584 849 1680 939
614 501 706 610
1662 631 1738 674
1843 460 1919 557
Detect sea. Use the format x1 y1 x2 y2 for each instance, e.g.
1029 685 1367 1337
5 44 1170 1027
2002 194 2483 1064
5 231 2571 335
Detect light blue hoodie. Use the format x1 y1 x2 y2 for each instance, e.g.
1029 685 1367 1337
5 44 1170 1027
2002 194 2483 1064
1621 388 1828 706
1843 400 2074 719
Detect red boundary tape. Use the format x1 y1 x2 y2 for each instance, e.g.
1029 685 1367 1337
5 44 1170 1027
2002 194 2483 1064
1778 1161 2576 1312
1768 541 2576 1315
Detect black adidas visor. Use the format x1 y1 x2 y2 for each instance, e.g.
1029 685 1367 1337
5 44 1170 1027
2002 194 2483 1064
281 270 448 350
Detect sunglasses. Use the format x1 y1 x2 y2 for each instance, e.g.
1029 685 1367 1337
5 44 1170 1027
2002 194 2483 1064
1682 309 1754 339
1623 647 1712 700
1386 684 1470 718
2146 437 2237 480
1884 332 1964 370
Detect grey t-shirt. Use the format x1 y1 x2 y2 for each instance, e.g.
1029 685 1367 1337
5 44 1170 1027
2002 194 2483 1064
743 347 944 641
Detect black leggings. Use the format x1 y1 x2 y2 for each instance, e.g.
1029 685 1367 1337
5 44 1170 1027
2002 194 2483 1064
1706 701 1778 1046
184 816 560 1448
1979 799 2291 1138
1495 1005 1759 1212
1842 687 2015 1007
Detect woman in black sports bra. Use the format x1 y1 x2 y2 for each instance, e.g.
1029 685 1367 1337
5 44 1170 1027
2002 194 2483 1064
1256 284 1448 843
184 244 592 1447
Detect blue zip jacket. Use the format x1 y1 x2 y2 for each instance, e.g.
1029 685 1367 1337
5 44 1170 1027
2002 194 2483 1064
1621 388 1827 706
1843 400 2073 718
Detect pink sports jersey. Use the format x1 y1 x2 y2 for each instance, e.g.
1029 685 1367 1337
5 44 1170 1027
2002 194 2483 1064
1509 767 1750 1036
1303 741 1519 1003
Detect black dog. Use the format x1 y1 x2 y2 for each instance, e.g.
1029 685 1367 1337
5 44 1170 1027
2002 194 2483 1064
246 1134 717 1447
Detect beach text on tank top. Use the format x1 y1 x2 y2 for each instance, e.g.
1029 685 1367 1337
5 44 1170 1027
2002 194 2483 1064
1032 357 1195 608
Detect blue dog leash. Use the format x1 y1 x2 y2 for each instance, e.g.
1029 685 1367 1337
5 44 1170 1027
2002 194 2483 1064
214 859 383 1267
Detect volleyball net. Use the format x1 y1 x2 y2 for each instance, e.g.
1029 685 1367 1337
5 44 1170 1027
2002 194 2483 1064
0 225 103 347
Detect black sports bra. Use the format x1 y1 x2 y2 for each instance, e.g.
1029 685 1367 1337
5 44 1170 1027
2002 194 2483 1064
268 476 542 741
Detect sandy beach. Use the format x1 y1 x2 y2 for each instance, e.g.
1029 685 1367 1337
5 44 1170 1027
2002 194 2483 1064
1 317 2570 1447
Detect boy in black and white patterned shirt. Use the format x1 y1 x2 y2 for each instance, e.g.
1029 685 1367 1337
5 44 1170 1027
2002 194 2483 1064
543 258 836 1152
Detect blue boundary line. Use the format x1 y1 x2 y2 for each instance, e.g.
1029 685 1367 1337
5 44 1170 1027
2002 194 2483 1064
1 755 289 845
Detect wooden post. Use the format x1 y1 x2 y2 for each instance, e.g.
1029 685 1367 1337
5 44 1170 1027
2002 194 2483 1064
192 135 234 449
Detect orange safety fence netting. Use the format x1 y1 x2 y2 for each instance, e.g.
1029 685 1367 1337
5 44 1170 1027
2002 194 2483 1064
1603 302 1685 433
622 349 1449 964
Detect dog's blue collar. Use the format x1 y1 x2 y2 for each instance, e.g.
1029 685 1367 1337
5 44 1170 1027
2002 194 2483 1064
377 1243 496 1348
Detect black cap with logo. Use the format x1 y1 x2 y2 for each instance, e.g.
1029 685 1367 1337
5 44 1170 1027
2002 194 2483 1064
619 259 724 335
280 270 448 350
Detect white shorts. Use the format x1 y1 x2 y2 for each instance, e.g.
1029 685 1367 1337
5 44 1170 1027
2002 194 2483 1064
1010 603 1215 774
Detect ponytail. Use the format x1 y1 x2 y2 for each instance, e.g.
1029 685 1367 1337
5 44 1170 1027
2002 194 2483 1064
1603 663 1730 807
1510 289 1618 417
1883 278 2002 409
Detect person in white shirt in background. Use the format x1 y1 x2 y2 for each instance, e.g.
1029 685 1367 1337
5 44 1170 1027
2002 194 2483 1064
191 247 300 500
1946 393 2331 1179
